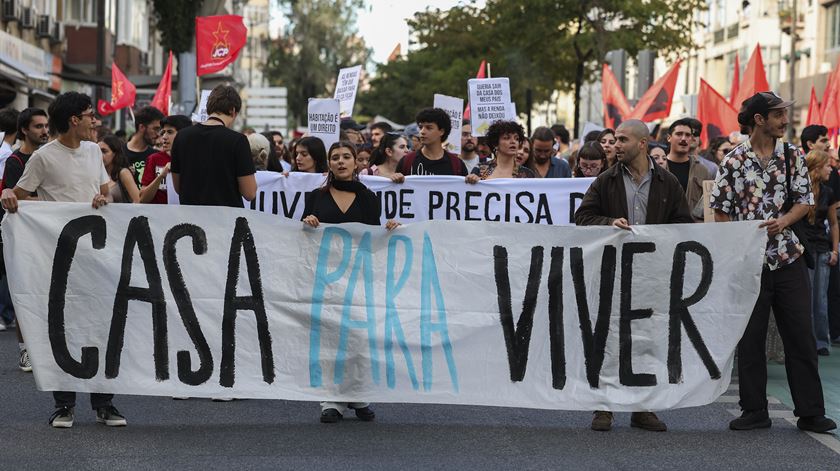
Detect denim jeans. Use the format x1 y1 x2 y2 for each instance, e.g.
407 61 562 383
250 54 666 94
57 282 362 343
809 251 832 351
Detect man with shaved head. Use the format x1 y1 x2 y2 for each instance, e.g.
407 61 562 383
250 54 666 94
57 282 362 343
575 119 692 432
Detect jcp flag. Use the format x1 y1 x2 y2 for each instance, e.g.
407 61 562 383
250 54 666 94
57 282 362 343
3 202 765 411
168 172 595 226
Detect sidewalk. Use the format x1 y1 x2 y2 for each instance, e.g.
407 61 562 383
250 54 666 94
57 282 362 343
767 352 840 421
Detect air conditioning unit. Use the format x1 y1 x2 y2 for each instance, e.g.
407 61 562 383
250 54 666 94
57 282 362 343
2 0 21 21
36 14 51 38
19 6 34 28
50 20 63 44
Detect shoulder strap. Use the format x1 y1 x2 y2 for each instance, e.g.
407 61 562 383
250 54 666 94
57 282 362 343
783 143 793 194
448 152 462 174
400 152 417 175
1 154 25 191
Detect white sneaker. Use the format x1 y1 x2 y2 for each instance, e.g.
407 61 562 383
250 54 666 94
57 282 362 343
18 349 32 372
211 397 234 402
0 322 6 332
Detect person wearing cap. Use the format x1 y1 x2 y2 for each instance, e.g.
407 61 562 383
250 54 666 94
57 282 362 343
710 91 836 434
340 119 366 146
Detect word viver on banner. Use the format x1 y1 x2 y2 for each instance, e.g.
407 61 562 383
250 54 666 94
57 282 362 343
3 203 765 411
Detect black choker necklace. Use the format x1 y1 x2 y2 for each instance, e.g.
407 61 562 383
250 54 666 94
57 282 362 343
207 116 225 125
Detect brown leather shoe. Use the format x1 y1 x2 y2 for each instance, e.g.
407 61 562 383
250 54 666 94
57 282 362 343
631 412 667 431
591 411 613 431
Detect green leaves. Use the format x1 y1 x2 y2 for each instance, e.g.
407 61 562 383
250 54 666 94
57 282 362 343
359 0 705 126
265 0 370 128
151 0 204 54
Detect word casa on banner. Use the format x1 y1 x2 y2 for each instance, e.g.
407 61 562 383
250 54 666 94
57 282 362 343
4 203 765 411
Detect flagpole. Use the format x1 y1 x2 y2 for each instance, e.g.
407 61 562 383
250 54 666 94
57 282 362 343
487 63 492 79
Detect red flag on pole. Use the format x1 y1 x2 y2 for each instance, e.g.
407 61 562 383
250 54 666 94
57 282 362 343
806 86 823 127
602 63 631 129
628 60 681 122
733 45 770 109
150 51 173 116
821 61 840 128
698 79 739 148
464 60 488 121
729 53 740 106
97 62 136 116
196 15 247 76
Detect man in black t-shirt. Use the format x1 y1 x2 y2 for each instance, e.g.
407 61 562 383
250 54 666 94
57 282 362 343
170 85 256 207
0 107 48 369
397 108 467 176
665 118 711 220
123 106 164 186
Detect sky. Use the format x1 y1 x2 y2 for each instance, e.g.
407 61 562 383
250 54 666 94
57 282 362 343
271 0 486 65
356 0 485 64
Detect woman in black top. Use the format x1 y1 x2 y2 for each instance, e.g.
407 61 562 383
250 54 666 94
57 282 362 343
803 150 839 356
302 141 399 423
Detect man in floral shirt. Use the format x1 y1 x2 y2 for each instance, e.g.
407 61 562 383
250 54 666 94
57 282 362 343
710 92 835 434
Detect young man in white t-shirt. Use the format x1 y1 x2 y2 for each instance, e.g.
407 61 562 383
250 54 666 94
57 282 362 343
0 92 124 429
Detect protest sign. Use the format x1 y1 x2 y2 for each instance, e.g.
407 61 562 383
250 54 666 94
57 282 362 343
333 65 363 118
434 94 464 154
468 78 516 136
191 90 212 123
307 98 341 150
168 172 594 225
3 202 764 410
579 122 605 147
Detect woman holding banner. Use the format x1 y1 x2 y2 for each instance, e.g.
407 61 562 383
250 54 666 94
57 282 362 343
302 140 400 423
466 121 535 183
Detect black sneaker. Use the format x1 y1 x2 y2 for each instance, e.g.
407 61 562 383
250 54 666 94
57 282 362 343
729 409 771 430
351 405 376 421
797 416 837 434
320 408 342 423
49 407 74 428
96 406 127 427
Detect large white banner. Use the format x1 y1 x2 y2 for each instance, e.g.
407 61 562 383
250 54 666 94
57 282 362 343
3 202 765 411
169 172 594 225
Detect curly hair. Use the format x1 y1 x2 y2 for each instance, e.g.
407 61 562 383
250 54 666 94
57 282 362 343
415 108 452 141
485 120 525 154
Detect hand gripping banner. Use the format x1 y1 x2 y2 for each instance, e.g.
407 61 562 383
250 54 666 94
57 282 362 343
3 202 764 411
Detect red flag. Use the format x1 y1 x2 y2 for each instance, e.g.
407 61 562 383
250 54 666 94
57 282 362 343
150 51 173 116
698 79 739 148
96 62 136 116
464 60 488 120
602 63 631 129
821 61 840 128
729 53 740 106
733 45 770 109
196 15 247 76
806 86 823 127
628 60 681 122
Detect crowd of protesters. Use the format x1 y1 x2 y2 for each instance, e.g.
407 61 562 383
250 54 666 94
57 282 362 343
0 85 836 434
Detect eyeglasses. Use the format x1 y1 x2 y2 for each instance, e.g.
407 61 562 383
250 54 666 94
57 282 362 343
77 110 98 120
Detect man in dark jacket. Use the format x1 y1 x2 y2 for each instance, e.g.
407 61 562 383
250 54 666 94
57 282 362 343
574 119 692 432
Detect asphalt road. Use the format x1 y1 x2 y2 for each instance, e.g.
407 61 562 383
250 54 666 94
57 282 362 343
1 331 838 470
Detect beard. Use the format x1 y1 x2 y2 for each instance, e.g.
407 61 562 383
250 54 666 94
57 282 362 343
462 142 476 152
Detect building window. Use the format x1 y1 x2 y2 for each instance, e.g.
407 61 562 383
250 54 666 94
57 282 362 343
830 3 840 50
64 0 94 24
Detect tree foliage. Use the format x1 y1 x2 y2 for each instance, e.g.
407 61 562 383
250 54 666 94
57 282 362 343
265 0 371 128
151 0 204 54
359 0 705 129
